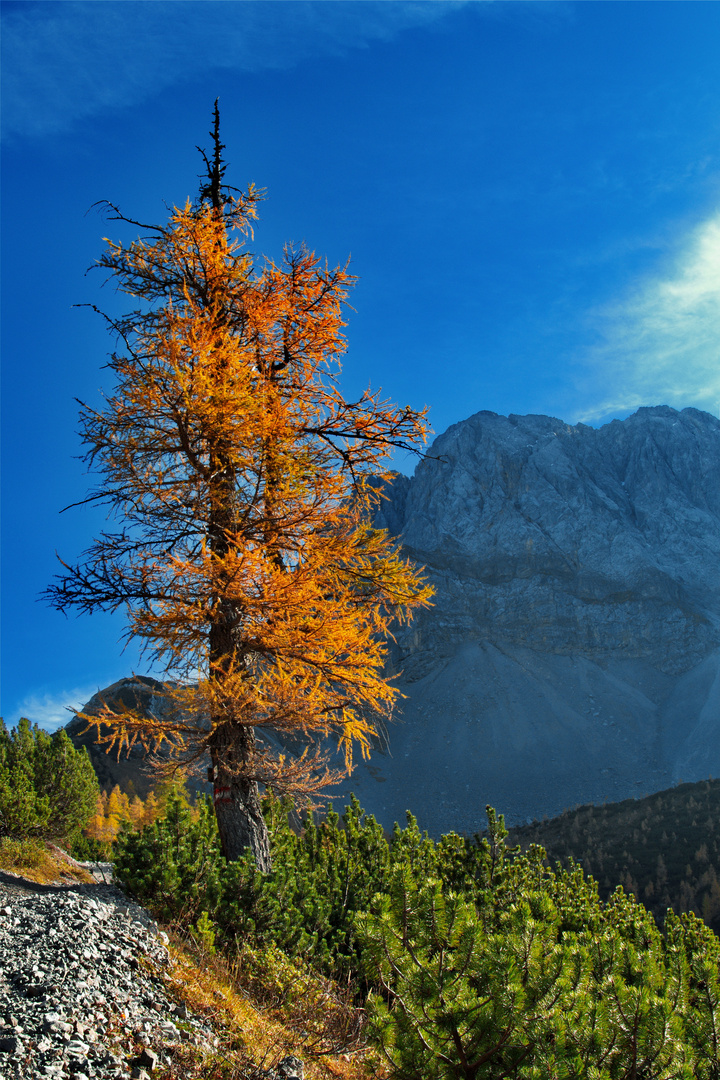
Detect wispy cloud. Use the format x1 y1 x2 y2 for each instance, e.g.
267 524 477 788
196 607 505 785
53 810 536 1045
12 685 99 732
574 212 720 424
2 0 468 141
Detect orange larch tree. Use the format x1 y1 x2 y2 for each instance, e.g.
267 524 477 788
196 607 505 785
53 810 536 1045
46 106 432 871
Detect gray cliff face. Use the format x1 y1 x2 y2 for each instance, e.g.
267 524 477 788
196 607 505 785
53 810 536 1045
326 406 720 834
383 406 720 676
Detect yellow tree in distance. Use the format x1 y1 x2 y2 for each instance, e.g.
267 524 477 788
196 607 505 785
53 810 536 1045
47 106 433 871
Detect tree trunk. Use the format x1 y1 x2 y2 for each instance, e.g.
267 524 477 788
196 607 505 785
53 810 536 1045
213 776 271 872
209 723 271 873
203 134 272 874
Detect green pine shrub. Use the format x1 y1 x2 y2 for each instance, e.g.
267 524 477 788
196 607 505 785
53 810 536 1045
0 717 99 843
113 792 392 978
357 809 719 1078
113 788 225 924
111 794 720 1075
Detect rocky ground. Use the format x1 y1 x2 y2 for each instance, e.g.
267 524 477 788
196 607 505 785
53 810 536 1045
0 871 302 1080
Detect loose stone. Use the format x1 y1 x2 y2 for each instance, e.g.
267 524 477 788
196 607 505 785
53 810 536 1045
0 881 206 1080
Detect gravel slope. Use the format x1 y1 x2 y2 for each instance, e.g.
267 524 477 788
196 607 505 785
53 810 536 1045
0 872 218 1080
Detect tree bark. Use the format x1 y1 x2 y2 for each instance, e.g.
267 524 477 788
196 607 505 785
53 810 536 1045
209 722 271 873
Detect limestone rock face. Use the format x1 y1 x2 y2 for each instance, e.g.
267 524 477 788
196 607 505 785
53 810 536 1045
326 406 720 833
382 406 720 677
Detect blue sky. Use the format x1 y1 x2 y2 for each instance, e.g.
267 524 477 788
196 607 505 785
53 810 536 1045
2 0 720 731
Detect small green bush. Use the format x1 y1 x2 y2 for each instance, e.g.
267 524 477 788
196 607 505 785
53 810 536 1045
192 910 217 954
357 811 719 1078
113 789 224 924
0 717 99 843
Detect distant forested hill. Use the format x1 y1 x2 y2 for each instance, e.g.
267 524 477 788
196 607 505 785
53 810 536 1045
507 778 720 934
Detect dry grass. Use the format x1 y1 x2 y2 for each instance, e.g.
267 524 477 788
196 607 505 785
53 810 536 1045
0 838 94 885
155 932 388 1080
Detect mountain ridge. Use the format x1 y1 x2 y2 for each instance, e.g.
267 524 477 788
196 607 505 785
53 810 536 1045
379 405 720 675
325 405 720 831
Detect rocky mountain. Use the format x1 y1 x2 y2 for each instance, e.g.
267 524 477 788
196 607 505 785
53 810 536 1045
65 677 190 798
325 405 720 834
69 406 720 837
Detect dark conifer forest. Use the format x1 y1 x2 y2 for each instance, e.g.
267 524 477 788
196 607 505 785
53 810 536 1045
508 778 720 936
